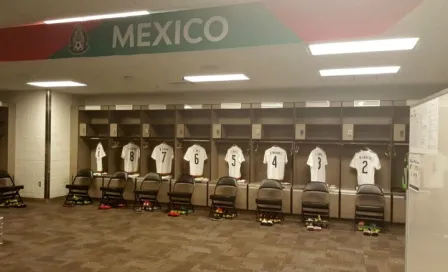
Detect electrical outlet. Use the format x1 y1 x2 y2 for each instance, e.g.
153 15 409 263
38 181 42 187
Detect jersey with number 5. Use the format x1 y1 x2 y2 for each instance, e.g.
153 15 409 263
350 150 381 185
121 143 140 173
225 145 245 179
263 146 288 180
184 144 208 176
307 147 328 182
151 143 174 174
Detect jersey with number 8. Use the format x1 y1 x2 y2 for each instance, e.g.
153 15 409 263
121 143 141 173
263 146 288 180
350 150 381 185
184 144 208 176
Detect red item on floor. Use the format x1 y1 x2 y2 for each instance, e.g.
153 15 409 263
99 204 111 210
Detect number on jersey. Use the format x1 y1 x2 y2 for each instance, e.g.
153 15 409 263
130 151 134 162
362 160 368 174
272 156 277 168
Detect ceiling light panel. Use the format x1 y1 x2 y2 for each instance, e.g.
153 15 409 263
309 38 419 55
319 66 400 77
27 81 87 87
183 74 249 83
43 11 150 24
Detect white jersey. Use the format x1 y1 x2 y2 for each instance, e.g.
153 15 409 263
307 147 328 182
350 149 381 185
95 142 106 172
184 144 208 176
263 146 288 180
121 143 140 173
151 143 174 174
225 145 245 179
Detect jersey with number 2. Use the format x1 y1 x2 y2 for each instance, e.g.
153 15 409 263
350 150 381 185
184 145 208 176
263 146 288 180
121 143 140 173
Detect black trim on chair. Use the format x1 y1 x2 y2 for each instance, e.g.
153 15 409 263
99 171 128 208
209 176 238 218
0 170 25 207
64 169 94 206
133 173 162 211
168 174 195 213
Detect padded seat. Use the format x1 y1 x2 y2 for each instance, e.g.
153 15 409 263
255 179 284 221
168 192 192 198
134 189 158 195
0 170 26 207
301 182 330 223
99 171 128 208
209 177 238 218
65 184 89 190
100 187 124 192
168 174 195 212
64 169 94 207
0 185 24 193
354 184 385 230
134 173 162 211
210 195 236 202
256 199 282 206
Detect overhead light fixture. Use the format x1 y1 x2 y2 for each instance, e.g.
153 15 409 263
183 74 249 83
27 81 87 87
43 10 150 24
309 38 419 55
320 66 401 77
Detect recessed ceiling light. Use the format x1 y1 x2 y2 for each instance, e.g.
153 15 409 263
27 81 87 87
309 38 419 55
43 10 150 24
319 66 401 77
183 74 249 83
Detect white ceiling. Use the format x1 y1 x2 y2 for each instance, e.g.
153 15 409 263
0 0 447 94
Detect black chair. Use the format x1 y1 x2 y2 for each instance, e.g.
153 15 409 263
134 172 162 211
354 184 385 230
99 171 128 208
0 170 25 207
209 176 238 218
301 182 330 224
255 179 284 221
64 169 94 206
167 174 195 212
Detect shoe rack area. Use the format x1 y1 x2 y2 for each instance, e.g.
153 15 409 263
77 101 409 223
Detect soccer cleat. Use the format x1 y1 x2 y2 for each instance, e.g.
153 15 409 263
99 204 111 210
358 221 365 231
371 228 380 237
261 219 268 226
363 228 372 236
307 224 315 231
266 219 274 226
313 225 322 231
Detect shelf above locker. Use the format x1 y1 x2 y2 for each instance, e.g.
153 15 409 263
142 124 175 138
212 124 252 139
110 110 141 125
177 124 211 139
79 123 109 137
141 109 176 125
212 108 251 125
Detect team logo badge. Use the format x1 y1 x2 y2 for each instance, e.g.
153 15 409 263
68 25 89 54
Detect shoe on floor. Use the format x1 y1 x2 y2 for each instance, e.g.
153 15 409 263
266 219 274 226
371 228 380 237
313 226 322 231
363 228 372 236
99 204 111 210
261 219 268 226
307 224 314 231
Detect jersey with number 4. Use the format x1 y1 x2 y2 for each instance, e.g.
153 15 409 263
121 143 140 173
151 143 174 174
184 144 208 176
225 146 245 179
307 147 328 182
263 146 288 180
350 150 381 185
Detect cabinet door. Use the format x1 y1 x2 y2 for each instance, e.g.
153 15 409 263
142 124 150 137
177 124 185 138
342 124 354 141
393 124 406 141
252 124 262 139
110 124 118 137
212 124 222 139
79 123 87 136
295 124 306 140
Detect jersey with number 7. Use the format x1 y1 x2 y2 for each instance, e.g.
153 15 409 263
151 143 174 174
184 144 208 176
263 146 288 180
350 150 381 185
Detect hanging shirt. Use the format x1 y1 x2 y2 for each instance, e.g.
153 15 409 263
95 142 106 172
121 142 140 173
350 149 381 185
263 146 288 180
184 144 208 176
151 143 174 174
307 147 328 182
225 145 245 179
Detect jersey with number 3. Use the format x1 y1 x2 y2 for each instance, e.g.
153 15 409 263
350 150 381 185
184 144 208 176
263 146 288 180
307 147 328 182
151 143 174 174
121 143 140 173
225 146 245 178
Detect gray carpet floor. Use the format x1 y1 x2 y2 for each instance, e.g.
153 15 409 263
0 200 405 272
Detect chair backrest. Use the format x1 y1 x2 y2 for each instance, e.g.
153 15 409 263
257 179 283 200
73 169 94 185
0 170 13 187
355 184 385 208
107 171 128 188
214 176 238 197
302 182 329 204
173 174 194 194
140 172 162 190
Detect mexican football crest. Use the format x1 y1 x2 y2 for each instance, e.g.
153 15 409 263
68 25 89 54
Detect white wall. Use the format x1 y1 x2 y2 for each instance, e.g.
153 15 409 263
14 91 46 198
50 92 72 198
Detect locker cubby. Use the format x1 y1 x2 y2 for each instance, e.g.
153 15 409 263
342 106 393 125
110 110 141 125
80 124 110 137
145 124 175 139
210 141 250 181
253 108 294 125
108 139 141 175
295 107 341 125
212 109 251 125
176 141 211 179
78 138 109 173
116 124 141 138
142 110 176 125
221 124 251 139
79 110 109 125
178 109 211 125
261 124 295 140
140 140 175 176
293 143 341 189
305 124 341 141
183 124 211 139
353 124 391 142
391 145 408 192
250 142 294 184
